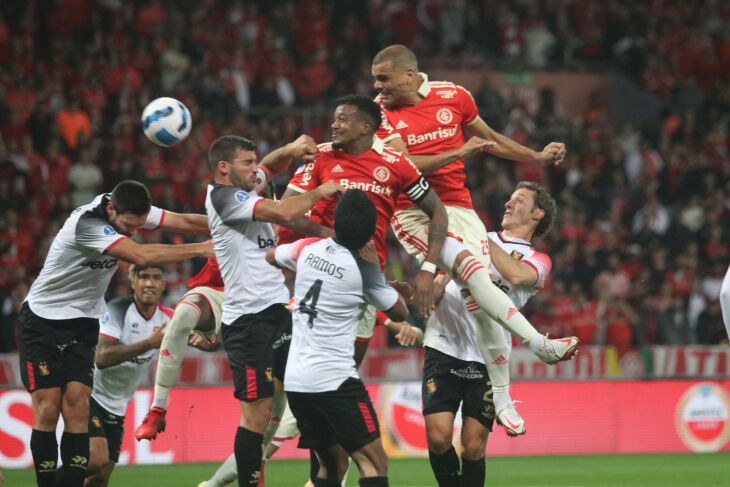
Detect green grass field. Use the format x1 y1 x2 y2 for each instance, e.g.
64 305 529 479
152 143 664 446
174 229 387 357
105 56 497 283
4 453 730 486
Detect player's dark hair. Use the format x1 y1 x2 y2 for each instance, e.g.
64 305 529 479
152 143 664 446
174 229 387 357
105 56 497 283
110 180 151 215
515 181 557 238
373 44 419 71
128 263 164 282
335 95 382 132
333 189 377 251
208 135 256 173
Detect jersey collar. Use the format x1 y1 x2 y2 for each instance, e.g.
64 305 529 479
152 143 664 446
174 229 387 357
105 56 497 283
498 231 532 246
371 135 385 154
417 72 430 98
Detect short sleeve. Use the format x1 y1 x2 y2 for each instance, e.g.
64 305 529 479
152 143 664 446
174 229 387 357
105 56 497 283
458 86 479 125
209 184 264 226
75 215 128 253
141 205 164 229
254 167 269 194
523 251 552 289
99 298 129 340
358 259 400 311
274 237 321 271
287 162 318 193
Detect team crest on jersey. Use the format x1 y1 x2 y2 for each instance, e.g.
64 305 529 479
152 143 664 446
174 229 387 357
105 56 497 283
426 378 437 393
103 225 117 236
265 367 274 382
235 191 250 202
510 250 524 260
91 416 101 428
373 166 391 182
38 362 50 376
436 108 453 124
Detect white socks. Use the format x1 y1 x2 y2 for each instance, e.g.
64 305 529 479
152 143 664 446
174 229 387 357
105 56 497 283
456 255 538 343
205 453 238 487
152 300 201 410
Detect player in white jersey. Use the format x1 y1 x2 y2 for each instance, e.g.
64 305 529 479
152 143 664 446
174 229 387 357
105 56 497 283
371 45 574 437
17 180 212 487
267 189 409 487
416 182 556 487
77 264 170 487
206 134 343 487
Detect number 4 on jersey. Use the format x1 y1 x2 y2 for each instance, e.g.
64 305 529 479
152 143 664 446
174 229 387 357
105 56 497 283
299 279 323 327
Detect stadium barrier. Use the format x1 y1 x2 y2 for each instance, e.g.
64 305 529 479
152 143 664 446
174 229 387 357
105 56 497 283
2 379 729 468
2 346 729 388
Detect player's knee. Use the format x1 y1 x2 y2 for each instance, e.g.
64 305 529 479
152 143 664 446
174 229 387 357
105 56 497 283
452 250 472 274
426 425 453 453
460 434 487 461
34 399 62 427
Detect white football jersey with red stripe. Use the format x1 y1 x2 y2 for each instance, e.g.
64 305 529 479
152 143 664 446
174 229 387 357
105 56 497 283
275 237 400 392
287 137 428 269
93 296 173 416
424 232 551 362
375 72 479 211
487 231 551 309
25 194 164 320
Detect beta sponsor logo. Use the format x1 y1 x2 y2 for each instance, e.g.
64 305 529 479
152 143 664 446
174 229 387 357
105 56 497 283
406 126 457 146
82 258 119 269
257 235 276 249
339 178 392 196
675 382 730 452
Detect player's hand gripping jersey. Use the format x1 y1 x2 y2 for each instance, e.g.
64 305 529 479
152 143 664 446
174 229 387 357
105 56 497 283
375 73 479 210
93 297 174 416
274 237 400 392
286 137 429 268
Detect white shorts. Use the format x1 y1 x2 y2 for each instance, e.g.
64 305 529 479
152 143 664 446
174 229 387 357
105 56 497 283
273 400 300 442
391 205 491 269
185 286 224 344
356 304 377 341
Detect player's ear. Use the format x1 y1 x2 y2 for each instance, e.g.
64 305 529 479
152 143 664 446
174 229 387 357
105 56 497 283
217 160 228 175
532 208 545 221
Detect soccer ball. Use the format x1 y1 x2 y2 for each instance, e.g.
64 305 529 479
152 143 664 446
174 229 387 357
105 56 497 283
141 97 192 147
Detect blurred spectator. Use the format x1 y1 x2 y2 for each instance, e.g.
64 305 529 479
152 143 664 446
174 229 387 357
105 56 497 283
68 146 103 208
56 97 91 151
696 302 728 345
657 295 692 345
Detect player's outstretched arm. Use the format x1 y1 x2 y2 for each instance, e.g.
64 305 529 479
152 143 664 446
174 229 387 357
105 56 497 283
464 117 566 166
488 238 538 287
259 134 318 179
106 238 215 267
158 211 210 234
283 216 334 239
387 136 495 174
95 324 165 369
254 181 344 225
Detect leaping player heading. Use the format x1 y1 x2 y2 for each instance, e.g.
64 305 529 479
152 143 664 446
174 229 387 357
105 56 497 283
371 44 573 434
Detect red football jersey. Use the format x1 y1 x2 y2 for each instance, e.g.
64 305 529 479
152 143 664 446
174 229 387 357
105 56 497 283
186 257 224 290
375 73 479 210
287 139 427 268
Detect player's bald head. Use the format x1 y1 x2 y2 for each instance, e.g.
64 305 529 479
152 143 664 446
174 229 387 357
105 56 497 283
372 45 418 71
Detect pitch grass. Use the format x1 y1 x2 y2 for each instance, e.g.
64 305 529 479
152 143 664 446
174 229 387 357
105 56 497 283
4 452 730 486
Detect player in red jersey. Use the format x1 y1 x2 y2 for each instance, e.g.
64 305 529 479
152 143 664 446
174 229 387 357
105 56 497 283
370 45 576 439
286 94 576 376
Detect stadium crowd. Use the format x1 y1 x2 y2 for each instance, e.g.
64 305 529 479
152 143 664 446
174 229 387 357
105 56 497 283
0 0 729 353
